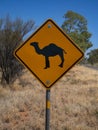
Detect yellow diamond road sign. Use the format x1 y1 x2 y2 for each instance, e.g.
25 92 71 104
14 19 84 88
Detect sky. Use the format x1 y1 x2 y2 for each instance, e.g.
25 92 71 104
0 0 98 52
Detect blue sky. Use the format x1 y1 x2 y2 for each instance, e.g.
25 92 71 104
0 0 98 52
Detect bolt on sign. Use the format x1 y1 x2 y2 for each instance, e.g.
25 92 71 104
14 19 84 88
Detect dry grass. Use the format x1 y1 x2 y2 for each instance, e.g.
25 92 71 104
0 65 98 130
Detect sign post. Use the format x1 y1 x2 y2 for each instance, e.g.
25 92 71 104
45 89 50 130
14 19 84 130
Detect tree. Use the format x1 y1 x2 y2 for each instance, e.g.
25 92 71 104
87 49 98 65
0 16 35 85
61 11 93 53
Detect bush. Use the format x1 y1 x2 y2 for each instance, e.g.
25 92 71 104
0 15 35 85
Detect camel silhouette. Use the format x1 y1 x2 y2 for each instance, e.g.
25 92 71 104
30 42 67 69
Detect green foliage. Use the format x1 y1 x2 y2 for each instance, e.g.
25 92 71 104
0 15 35 85
95 110 98 119
61 10 93 53
87 49 98 65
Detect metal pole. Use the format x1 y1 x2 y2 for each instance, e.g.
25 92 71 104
45 89 50 130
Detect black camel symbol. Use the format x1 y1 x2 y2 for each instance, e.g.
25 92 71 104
30 42 67 69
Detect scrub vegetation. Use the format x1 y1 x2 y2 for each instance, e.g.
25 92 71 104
0 65 98 130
